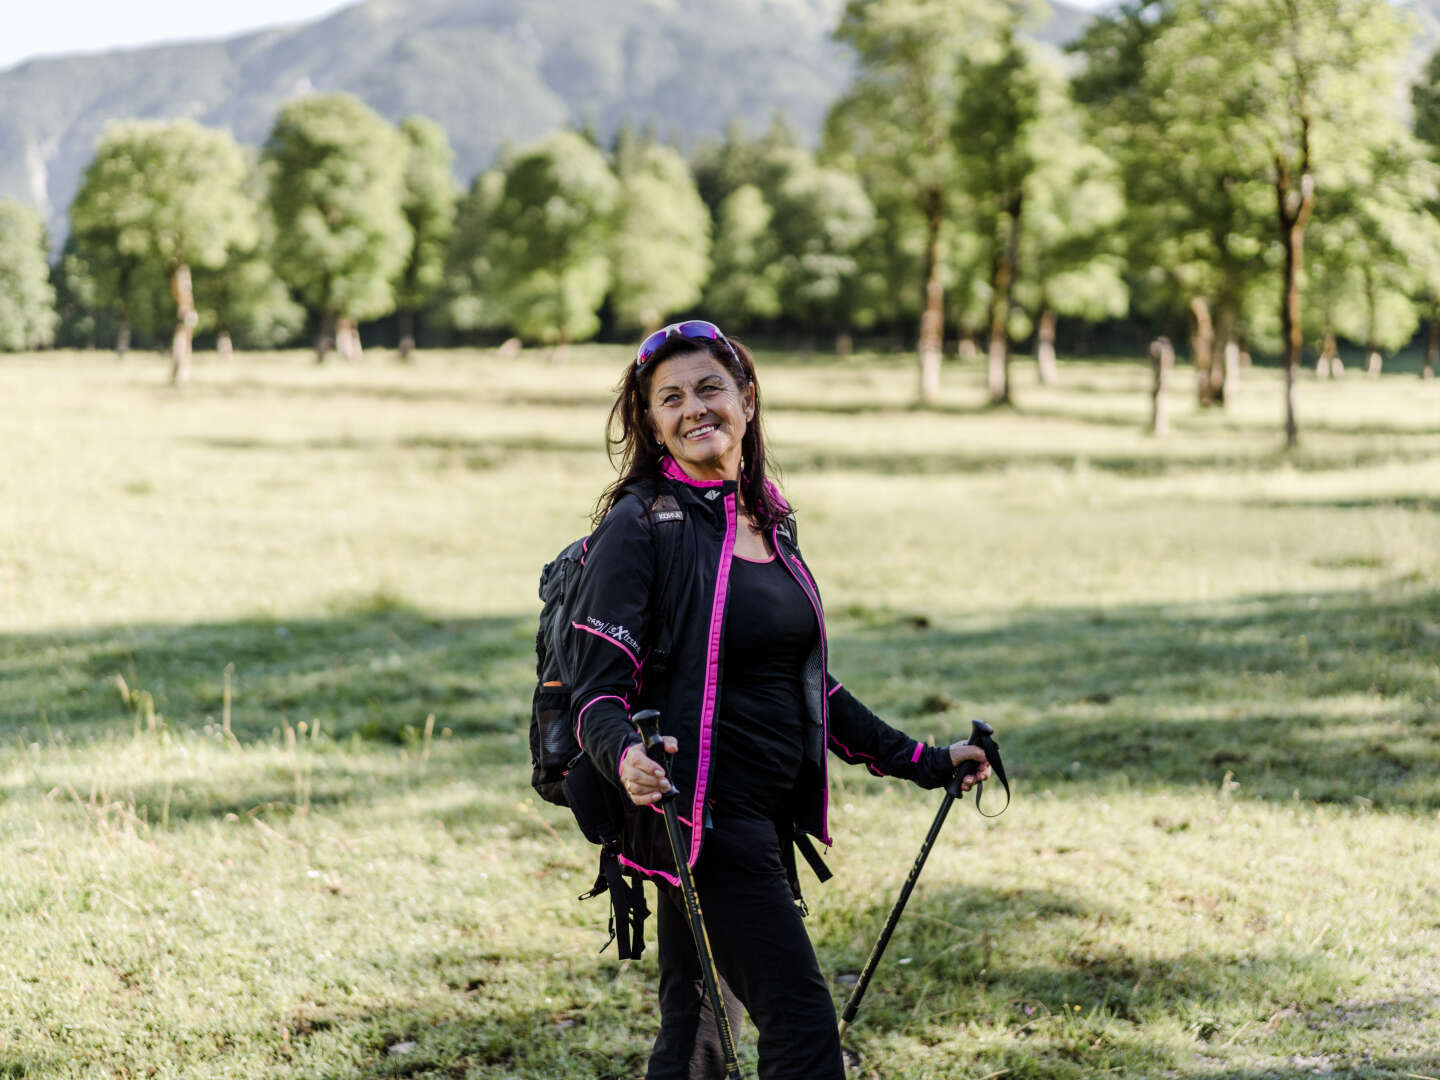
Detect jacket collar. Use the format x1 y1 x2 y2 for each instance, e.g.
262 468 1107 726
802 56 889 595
661 455 734 492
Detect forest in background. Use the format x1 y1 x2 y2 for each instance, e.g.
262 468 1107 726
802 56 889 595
4 0 1440 446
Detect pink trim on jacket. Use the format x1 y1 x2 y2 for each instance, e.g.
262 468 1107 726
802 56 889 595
661 456 723 487
828 732 881 768
911 742 924 764
688 489 738 866
780 536 834 846
828 682 842 697
571 620 641 670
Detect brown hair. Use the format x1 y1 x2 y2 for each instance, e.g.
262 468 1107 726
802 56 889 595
595 333 787 530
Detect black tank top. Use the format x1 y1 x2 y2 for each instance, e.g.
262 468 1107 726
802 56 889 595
707 552 819 820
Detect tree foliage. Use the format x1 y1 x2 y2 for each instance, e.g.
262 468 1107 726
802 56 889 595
264 94 411 357
455 132 619 345
395 116 458 355
68 120 255 379
825 0 1008 399
0 200 57 351
609 140 712 332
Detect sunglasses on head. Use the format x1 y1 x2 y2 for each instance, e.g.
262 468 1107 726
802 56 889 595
635 320 740 371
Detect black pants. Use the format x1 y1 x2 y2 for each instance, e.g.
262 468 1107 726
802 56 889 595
645 817 844 1080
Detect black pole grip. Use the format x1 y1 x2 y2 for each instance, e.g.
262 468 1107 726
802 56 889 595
945 718 993 797
633 708 662 745
631 709 679 802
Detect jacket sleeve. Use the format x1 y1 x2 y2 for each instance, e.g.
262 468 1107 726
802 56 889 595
568 494 653 791
825 675 956 789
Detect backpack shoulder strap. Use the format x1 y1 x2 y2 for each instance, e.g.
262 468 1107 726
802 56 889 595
620 478 683 669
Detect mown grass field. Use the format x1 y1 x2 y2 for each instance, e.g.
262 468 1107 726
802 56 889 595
1 345 1437 1080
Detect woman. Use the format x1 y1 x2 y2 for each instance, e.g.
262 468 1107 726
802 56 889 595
568 319 990 1080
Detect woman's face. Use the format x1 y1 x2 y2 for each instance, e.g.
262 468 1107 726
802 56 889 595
646 349 754 484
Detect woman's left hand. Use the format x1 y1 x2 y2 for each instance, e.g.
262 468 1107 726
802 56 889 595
946 741 992 792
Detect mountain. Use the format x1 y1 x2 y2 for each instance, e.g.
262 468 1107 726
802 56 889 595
0 0 1093 245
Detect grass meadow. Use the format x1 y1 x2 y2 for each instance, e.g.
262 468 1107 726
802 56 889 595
1 345 1437 1080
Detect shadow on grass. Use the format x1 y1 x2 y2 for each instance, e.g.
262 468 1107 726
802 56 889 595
1241 495 1440 514
3 584 1436 815
0 605 535 746
833 584 1440 811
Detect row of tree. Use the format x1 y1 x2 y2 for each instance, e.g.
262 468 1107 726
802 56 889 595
1 0 1437 442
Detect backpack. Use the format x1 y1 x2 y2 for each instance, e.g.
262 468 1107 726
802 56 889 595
528 484 680 958
530 534 590 807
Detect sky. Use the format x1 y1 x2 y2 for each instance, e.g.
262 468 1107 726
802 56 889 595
0 0 356 72
0 0 1115 73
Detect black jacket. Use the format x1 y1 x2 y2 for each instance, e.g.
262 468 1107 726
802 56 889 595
570 457 956 885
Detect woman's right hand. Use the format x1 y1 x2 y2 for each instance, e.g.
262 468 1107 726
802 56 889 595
620 736 678 806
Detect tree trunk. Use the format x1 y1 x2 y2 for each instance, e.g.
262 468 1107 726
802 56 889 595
115 316 131 358
316 313 335 364
835 331 852 359
1149 336 1174 436
1035 308 1058 385
399 309 417 360
1366 348 1382 377
987 196 1022 406
169 263 196 386
917 192 945 404
1275 111 1314 448
1316 330 1339 379
1189 296 1215 405
217 331 234 358
1281 222 1303 449
1425 318 1437 380
1223 341 1240 396
956 333 979 362
337 317 363 361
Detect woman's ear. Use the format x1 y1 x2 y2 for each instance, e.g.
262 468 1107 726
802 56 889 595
743 382 755 422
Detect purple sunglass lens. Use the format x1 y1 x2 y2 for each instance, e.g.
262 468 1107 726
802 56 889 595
636 329 670 366
675 320 721 340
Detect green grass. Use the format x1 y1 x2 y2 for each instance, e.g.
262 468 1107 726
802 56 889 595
0 346 1437 1079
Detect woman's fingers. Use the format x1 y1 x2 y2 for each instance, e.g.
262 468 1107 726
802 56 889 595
622 746 675 805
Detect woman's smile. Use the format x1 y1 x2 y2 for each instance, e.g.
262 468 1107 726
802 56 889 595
648 350 754 482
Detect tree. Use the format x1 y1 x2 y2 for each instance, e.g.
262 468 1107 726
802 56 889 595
609 140 712 332
1146 0 1413 446
953 21 1043 405
1016 130 1128 384
461 132 619 347
68 121 255 382
826 0 1006 401
761 148 877 342
444 169 506 336
702 184 785 329
1305 144 1438 377
1073 0 1271 408
395 117 457 358
0 199 57 351
1409 44 1440 380
264 94 411 362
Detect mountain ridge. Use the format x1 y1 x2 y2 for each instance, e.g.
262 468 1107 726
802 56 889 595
0 0 1092 244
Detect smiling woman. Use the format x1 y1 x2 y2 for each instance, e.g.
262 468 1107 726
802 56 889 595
561 320 991 1079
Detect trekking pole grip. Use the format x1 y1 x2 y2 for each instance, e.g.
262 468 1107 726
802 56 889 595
631 709 678 803
946 718 994 797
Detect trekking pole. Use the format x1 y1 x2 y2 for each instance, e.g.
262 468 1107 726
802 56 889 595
838 718 1009 1038
631 709 746 1080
